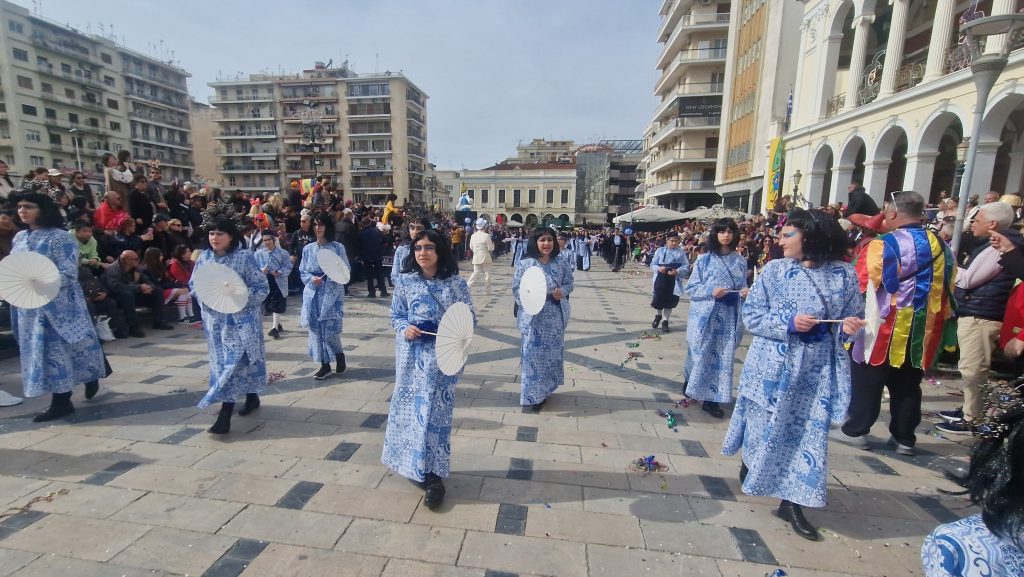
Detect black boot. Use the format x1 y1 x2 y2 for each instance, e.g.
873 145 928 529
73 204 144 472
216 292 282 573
777 500 819 541
313 363 332 381
84 380 99 400
33 392 74 423
739 462 749 484
661 320 670 333
238 393 260 416
423 473 446 509
268 327 280 339
651 314 662 329
335 352 346 375
701 401 725 419
208 402 234 435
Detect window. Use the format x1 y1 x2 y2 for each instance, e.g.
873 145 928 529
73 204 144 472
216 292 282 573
29 155 44 165
561 189 569 204
103 75 115 87
65 88 75 99
68 113 79 124
101 53 112 64
12 48 27 62
44 108 56 119
481 189 489 204
528 189 536 204
513 189 521 207
40 82 52 93
546 189 554 204
228 176 236 186
21 104 37 116
60 63 71 74
87 117 99 127
52 159 64 169
106 98 119 110
8 20 23 33
16 75 32 89
109 121 121 131
498 189 505 204
49 133 61 145
25 129 41 141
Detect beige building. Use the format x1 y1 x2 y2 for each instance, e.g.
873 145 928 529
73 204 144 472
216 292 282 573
0 1 193 184
189 100 218 185
642 0 732 211
461 161 577 228
209 64 427 204
783 0 1024 208
506 138 576 163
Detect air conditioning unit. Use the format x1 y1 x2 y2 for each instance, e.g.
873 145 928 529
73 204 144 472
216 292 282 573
701 0 712 5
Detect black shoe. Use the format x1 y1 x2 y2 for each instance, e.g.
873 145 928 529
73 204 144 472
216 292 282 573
33 392 74 423
423 473 446 510
208 402 234 434
268 327 280 339
661 320 670 333
701 401 725 419
522 400 546 413
313 364 333 380
152 323 174 330
335 353 346 375
739 462 749 484
368 293 377 298
277 324 283 332
84 380 99 400
380 292 389 297
651 314 662 329
935 421 975 436
938 407 964 423
129 327 146 338
776 500 819 541
238 393 260 416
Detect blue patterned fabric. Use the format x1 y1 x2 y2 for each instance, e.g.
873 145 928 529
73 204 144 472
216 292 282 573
391 244 409 284
573 238 591 270
683 251 746 403
721 258 862 508
509 238 526 268
299 241 347 363
189 248 269 408
254 245 291 299
512 257 574 406
382 272 475 481
11 228 104 397
922 514 1024 577
650 246 691 296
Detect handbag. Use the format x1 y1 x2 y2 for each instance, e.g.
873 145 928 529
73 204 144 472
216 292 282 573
95 316 116 341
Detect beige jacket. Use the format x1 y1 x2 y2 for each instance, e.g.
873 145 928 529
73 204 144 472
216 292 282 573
469 230 494 265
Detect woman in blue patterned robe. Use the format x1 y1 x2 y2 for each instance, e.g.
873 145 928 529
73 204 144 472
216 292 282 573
383 229 475 509
300 213 348 381
684 219 747 418
254 234 291 339
10 192 105 422
649 231 690 333
722 209 864 541
513 227 575 411
574 232 592 271
190 213 269 434
390 218 431 286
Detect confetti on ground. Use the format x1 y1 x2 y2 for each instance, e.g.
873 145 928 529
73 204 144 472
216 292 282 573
630 455 670 473
674 397 697 408
168 387 187 394
639 331 662 340
268 371 286 384
765 569 788 577
626 342 640 348
923 428 950 440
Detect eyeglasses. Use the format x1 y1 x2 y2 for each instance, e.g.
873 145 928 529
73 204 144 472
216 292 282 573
413 244 436 252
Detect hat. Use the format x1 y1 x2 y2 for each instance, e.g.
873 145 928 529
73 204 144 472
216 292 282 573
475 217 487 230
1000 194 1022 208
47 168 62 177
848 213 885 233
183 181 194 191
153 214 171 223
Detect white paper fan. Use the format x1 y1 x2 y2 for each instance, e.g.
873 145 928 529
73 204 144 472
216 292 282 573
192 261 248 314
317 249 351 284
862 278 882 354
434 302 475 376
0 252 61 309
518 266 548 316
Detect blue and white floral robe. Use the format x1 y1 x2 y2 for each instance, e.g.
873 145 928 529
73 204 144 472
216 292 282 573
509 237 526 268
922 514 1024 577
722 258 862 508
512 257 574 406
382 272 475 481
574 237 591 271
254 245 291 300
649 246 690 296
190 248 269 408
11 228 105 397
683 251 746 403
391 243 410 284
300 241 347 364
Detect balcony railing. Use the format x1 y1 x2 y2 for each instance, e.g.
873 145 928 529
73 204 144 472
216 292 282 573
126 90 188 111
211 94 274 103
681 12 730 26
645 179 716 196
675 47 728 61
129 111 189 129
217 129 278 137
825 93 846 118
216 147 281 155
350 147 392 154
132 134 191 148
221 164 280 172
651 116 722 144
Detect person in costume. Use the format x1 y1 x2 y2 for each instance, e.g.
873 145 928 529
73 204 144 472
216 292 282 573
381 192 399 225
722 208 864 541
255 232 291 339
574 231 592 271
683 219 748 418
649 231 690 334
512 227 574 412
10 192 107 422
300 213 348 380
391 217 431 286
189 201 269 434
921 400 1024 576
467 218 494 291
507 229 527 268
383 228 475 510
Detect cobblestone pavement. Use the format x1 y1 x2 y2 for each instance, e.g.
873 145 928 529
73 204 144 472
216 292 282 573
0 256 975 577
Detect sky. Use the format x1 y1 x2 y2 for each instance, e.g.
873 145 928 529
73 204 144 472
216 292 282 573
21 0 662 170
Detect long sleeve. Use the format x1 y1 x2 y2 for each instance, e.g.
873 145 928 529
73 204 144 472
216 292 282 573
685 255 715 301
649 247 665 273
390 276 410 333
451 276 477 326
239 251 270 308
741 263 789 342
512 259 529 307
999 249 1024 281
299 244 316 284
560 258 574 296
956 247 1003 290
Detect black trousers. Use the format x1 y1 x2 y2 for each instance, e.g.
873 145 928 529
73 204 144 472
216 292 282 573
842 358 923 447
364 260 387 296
110 288 165 328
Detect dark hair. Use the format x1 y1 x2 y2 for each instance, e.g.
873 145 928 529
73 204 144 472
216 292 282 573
101 152 116 167
16 192 64 229
311 212 336 240
706 218 740 252
171 244 190 261
386 193 398 202
524 226 559 260
132 174 147 186
143 247 165 278
71 171 85 180
206 218 242 252
401 229 459 279
71 221 93 231
117 150 131 163
967 408 1024 550
402 217 432 243
785 208 848 262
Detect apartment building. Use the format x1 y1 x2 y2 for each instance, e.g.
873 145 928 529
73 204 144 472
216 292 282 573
575 140 644 224
189 99 218 184
0 1 193 184
209 63 427 204
642 0 731 211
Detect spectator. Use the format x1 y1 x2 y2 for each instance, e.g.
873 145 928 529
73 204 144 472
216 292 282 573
101 249 171 335
127 175 155 230
146 214 185 258
147 168 168 213
67 171 96 217
108 216 147 257
0 208 15 260
71 221 103 270
0 160 15 200
141 247 194 323
843 181 880 217
335 208 359 295
103 151 133 199
166 244 194 287
94 191 129 235
78 264 121 334
358 218 388 298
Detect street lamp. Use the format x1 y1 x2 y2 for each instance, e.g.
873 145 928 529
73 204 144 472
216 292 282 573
951 13 1024 255
792 169 803 207
952 136 971 198
68 128 82 172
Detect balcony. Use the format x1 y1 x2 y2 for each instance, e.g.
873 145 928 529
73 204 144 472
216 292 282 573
349 148 393 155
407 109 425 124
215 129 279 139
653 82 724 118
216 115 277 122
31 31 93 62
350 164 393 173
648 147 718 174
121 67 188 93
280 92 336 103
650 116 722 148
210 94 274 104
657 12 731 69
125 90 188 111
349 129 392 136
131 135 192 150
216 148 280 156
221 164 280 173
129 111 190 130
645 179 716 197
655 47 728 95
657 0 685 43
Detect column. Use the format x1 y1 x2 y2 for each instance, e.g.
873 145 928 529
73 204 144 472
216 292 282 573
863 159 892 203
878 0 910 99
1005 147 1024 194
967 142 1002 196
817 34 846 120
903 151 939 194
924 0 957 82
805 169 828 207
832 164 856 204
984 0 1017 55
844 14 876 112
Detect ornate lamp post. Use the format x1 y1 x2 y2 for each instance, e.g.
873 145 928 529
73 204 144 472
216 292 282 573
791 169 803 207
953 136 971 199
298 99 324 179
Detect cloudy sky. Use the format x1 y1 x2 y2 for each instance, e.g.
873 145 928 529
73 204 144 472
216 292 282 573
21 0 662 169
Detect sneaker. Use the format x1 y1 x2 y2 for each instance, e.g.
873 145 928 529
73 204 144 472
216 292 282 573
938 408 964 423
935 421 975 436
829 427 870 450
313 364 333 381
0 389 23 407
887 437 915 456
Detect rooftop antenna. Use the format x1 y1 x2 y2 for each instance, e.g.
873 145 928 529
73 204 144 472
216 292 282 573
109 23 114 41
375 52 379 73
98 22 104 36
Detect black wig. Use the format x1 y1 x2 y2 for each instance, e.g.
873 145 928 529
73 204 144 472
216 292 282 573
785 208 848 262
706 218 740 252
524 226 559 260
401 229 459 279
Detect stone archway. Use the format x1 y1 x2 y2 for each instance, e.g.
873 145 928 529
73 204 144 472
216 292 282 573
510 213 524 223
916 109 966 203
524 214 539 228
980 88 1024 195
834 135 867 204
865 124 909 202
807 144 835 207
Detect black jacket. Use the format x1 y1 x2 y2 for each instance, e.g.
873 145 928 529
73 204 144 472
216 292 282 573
844 187 880 217
956 228 1024 321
